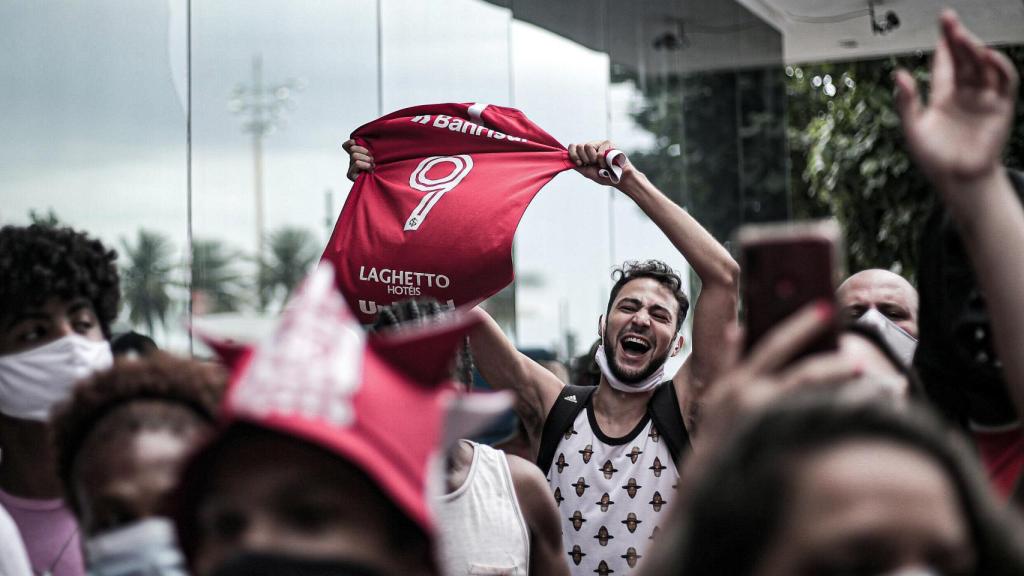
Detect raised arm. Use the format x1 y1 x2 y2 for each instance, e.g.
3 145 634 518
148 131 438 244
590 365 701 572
469 310 564 444
569 141 740 431
895 11 1024 418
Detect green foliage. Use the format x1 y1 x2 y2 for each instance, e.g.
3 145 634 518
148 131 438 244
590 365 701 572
120 229 176 336
617 68 788 243
787 46 1024 281
192 238 245 313
257 226 318 310
622 73 690 209
28 208 62 227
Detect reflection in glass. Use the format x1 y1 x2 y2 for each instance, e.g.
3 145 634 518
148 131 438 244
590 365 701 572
2 0 789 360
0 0 189 350
190 0 376 338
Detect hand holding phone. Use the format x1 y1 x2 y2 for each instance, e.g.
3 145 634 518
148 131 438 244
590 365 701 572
737 220 844 359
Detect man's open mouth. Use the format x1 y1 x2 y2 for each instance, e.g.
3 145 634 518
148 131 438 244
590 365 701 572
620 335 652 356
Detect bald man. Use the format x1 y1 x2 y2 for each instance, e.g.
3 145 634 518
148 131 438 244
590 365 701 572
837 269 919 338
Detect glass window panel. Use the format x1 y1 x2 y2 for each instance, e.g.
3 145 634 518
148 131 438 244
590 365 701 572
0 0 189 351
379 0 517 335
510 20 611 357
190 0 378 340
380 0 513 111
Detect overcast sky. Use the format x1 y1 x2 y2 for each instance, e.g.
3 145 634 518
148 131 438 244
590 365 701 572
0 0 687 366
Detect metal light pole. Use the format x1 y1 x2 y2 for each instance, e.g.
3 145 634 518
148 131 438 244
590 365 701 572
324 188 334 241
228 54 303 261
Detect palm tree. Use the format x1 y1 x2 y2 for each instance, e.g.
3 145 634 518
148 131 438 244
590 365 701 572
29 208 62 227
258 226 319 310
120 229 175 336
192 239 245 313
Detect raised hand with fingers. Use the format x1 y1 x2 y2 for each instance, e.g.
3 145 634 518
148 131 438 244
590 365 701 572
567 140 629 185
343 138 375 182
894 10 1019 189
695 302 861 452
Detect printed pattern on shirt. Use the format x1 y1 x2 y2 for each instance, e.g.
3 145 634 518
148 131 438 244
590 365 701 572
547 402 678 576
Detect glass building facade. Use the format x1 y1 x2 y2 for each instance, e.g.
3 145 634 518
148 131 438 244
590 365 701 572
0 1 786 363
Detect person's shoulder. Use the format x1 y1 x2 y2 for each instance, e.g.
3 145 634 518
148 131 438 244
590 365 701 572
506 452 549 495
505 452 556 527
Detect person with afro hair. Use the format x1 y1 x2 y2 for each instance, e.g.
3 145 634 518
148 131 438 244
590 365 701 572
0 223 120 342
50 352 225 573
0 223 121 576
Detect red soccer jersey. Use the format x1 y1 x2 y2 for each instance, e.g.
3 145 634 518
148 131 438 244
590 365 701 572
972 425 1024 499
322 102 574 323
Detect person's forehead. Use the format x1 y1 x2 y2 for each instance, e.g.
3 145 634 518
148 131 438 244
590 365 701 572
614 278 678 309
3 296 95 322
839 273 916 308
207 430 357 488
78 425 196 486
790 440 964 537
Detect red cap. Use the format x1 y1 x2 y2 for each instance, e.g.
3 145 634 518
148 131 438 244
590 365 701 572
196 267 481 533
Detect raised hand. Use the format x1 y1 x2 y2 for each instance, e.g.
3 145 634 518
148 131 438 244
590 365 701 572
695 303 860 450
342 138 375 182
567 140 633 185
894 10 1018 189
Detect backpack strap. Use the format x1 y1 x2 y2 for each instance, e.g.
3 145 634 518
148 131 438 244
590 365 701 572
536 384 598 475
648 381 691 465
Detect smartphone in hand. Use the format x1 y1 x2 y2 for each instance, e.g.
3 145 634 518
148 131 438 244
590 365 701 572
737 220 844 358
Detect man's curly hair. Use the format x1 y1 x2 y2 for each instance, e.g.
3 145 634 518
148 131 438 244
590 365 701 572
51 352 227 516
607 259 690 332
0 224 120 335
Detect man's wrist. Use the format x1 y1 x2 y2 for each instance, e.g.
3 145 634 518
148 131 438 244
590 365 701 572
614 165 648 196
937 165 1014 230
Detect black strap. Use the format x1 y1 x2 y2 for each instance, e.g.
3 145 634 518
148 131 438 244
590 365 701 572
647 381 691 464
536 382 693 474
536 384 597 475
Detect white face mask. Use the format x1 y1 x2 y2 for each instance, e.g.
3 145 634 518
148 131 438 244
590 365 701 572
86 517 188 576
0 334 113 421
855 308 918 367
594 344 666 394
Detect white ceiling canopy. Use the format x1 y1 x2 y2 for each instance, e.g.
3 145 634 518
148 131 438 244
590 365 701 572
737 0 1024 63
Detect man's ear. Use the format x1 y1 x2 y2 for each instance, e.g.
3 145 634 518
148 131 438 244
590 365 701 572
670 334 685 357
598 315 605 338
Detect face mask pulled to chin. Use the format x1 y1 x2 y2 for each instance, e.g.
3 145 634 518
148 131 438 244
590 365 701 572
86 517 188 576
855 308 918 367
209 552 385 576
594 344 666 394
0 333 113 421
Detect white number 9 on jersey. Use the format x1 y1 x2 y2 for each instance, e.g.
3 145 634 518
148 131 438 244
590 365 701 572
404 155 474 231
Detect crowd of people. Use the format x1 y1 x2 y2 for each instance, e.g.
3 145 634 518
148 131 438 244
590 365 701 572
1 10 1022 576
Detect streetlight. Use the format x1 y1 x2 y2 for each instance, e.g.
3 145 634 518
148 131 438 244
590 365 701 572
228 54 304 261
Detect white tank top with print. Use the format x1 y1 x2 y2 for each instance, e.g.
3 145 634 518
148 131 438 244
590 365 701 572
547 398 678 576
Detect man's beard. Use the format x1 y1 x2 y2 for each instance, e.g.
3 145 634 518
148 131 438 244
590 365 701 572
603 331 670 385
